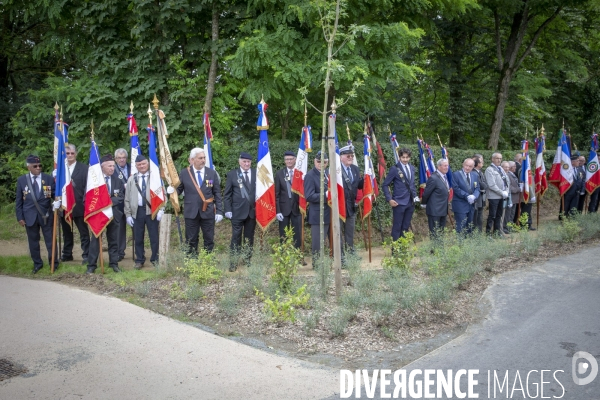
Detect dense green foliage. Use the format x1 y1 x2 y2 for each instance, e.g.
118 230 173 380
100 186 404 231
3 0 600 202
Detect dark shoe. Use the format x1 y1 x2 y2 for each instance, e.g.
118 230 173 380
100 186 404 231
229 265 237 272
134 263 144 270
85 267 95 274
502 229 510 234
529 227 536 231
81 258 88 265
60 256 74 262
118 255 125 262
111 265 121 273
32 266 42 274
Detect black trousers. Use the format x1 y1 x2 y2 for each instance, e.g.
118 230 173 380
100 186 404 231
473 206 484 232
486 199 503 234
577 193 587 212
88 218 119 270
134 207 159 264
520 202 533 227
589 190 600 213
427 215 447 239
391 203 414 241
26 217 58 270
117 212 127 258
278 213 302 249
311 223 331 258
230 217 256 264
60 215 90 260
185 211 216 253
562 189 580 217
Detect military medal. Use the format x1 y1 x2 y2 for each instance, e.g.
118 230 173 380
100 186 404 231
119 173 123 179
113 189 120 197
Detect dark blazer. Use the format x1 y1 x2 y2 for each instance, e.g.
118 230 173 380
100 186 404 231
275 168 300 217
421 172 449 217
382 162 417 206
304 167 330 225
451 169 480 214
341 164 363 217
177 166 223 219
107 174 125 221
508 171 520 205
224 167 256 220
69 162 88 218
115 163 130 187
474 168 487 207
16 173 55 226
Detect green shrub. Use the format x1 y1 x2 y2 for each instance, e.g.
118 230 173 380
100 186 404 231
381 233 415 271
560 217 581 243
219 291 241 317
328 306 355 337
256 284 310 323
270 226 302 293
178 249 222 285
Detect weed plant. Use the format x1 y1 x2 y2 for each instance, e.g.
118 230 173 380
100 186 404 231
218 291 241 317
270 227 302 293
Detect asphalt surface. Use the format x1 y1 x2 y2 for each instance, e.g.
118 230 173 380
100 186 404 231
0 276 338 400
330 245 600 399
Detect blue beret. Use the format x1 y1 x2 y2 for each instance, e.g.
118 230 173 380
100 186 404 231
239 152 252 161
315 151 329 160
100 154 114 164
284 151 296 157
135 154 147 163
26 155 40 164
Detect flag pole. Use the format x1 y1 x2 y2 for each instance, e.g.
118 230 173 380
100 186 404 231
129 101 136 259
301 104 307 255
90 120 105 274
367 214 372 263
50 102 61 274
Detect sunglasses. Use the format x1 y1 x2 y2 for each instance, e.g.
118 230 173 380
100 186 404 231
66 152 75 155
31 164 42 168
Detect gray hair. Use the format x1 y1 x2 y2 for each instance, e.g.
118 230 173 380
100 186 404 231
66 144 77 153
508 161 516 167
189 147 205 160
436 158 448 167
114 148 127 157
492 152 502 159
501 161 509 168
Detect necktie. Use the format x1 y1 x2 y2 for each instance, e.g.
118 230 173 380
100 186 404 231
32 175 39 196
347 167 353 183
197 170 202 186
289 169 294 184
105 176 110 193
466 172 471 186
442 173 448 187
404 165 410 179
244 171 250 186
141 174 146 194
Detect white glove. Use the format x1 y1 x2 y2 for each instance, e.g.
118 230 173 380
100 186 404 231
519 183 524 192
531 196 536 202
215 214 223 223
467 195 475 204
53 200 61 210
276 213 284 221
225 212 233 219
420 204 426 209
166 186 175 194
127 217 135 227
325 191 329 198
413 196 420 203
52 169 57 178
157 210 164 221
181 190 185 197
502 191 508 199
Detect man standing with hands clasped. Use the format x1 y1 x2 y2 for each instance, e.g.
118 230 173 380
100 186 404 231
339 145 363 258
421 158 450 239
452 158 480 234
382 147 419 241
485 153 509 236
275 151 302 249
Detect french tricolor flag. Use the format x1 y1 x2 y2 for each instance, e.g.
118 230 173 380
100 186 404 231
327 114 346 221
203 113 215 170
534 136 548 196
549 130 574 196
128 113 141 176
147 125 166 218
520 140 532 203
55 120 75 226
84 140 113 237
361 134 375 219
292 125 312 215
255 100 276 230
585 133 600 195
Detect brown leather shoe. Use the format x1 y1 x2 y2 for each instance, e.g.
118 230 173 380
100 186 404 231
134 263 144 270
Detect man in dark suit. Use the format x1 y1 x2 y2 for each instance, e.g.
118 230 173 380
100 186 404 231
382 147 418 241
125 155 168 269
57 144 90 264
16 155 59 273
86 154 124 274
562 155 584 217
452 158 480 234
173 148 223 255
224 152 256 271
421 158 450 238
304 151 330 261
339 145 363 256
472 154 488 232
577 155 587 212
114 148 130 261
275 151 302 249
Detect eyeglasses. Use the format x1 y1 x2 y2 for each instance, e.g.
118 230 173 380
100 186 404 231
66 152 75 155
31 164 42 168
345 154 355 158
315 160 328 163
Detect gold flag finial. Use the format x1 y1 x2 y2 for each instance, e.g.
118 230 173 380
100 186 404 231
304 103 307 127
147 103 153 126
90 120 95 141
130 100 134 114
54 102 59 112
261 93 265 103
330 97 337 114
346 122 351 141
59 105 63 122
540 124 545 136
363 122 368 135
152 94 159 110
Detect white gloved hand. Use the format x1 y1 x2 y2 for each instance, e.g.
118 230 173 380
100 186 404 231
52 169 57 178
502 191 508 199
166 186 175 194
413 196 420 203
181 190 185 197
467 195 475 204
53 200 61 210
519 183 524 192
157 210 164 221
225 212 233 219
325 191 329 198
215 214 223 223
127 216 135 227
276 213 284 221
420 204 426 209
531 196 536 202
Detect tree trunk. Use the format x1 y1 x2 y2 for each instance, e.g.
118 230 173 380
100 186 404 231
488 67 513 150
204 6 219 116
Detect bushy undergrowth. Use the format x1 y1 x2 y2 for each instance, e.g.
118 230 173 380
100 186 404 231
178 249 222 285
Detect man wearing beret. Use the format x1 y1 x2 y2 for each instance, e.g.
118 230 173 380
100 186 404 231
171 147 223 255
275 151 302 250
339 145 363 258
224 152 256 271
114 148 130 261
16 155 60 273
125 154 166 269
87 154 124 274
304 151 330 264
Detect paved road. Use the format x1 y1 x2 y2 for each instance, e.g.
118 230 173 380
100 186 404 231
331 245 600 399
0 276 338 400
